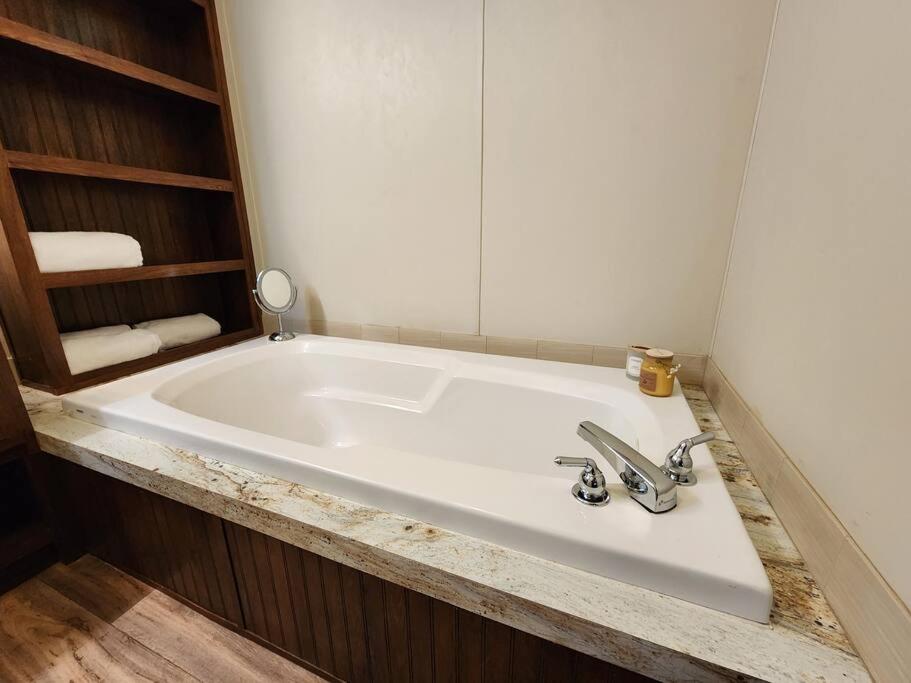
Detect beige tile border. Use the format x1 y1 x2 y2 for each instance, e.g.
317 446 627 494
537 340 593 365
440 332 487 354
302 320 707 385
398 328 442 348
360 324 399 344
486 335 537 359
704 358 911 682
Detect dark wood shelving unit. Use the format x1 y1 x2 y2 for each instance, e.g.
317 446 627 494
0 16 221 104
41 259 246 289
7 152 235 192
0 0 261 395
66 327 255 391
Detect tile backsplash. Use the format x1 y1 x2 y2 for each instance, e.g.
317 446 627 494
304 320 706 386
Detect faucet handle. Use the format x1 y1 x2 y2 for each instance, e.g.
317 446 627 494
662 431 715 486
554 456 610 506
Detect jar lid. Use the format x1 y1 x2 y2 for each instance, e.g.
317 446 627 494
646 348 674 360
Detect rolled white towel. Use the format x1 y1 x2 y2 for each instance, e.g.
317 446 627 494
30 231 143 273
134 313 221 350
60 324 131 341
62 328 161 375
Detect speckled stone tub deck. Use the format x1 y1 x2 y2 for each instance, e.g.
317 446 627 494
21 383 869 682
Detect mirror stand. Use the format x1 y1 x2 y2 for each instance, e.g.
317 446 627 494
252 267 298 342
270 313 295 342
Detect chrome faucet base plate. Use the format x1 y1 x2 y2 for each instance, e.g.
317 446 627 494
666 471 697 486
571 482 610 506
269 331 296 342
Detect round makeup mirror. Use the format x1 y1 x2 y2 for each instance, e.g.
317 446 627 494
253 268 297 341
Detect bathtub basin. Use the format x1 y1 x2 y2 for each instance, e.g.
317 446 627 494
63 335 772 622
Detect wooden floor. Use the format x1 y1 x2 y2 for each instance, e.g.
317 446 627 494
0 555 326 682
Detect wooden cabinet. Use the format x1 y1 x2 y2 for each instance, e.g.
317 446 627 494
0 0 261 394
0 356 54 592
47 459 652 682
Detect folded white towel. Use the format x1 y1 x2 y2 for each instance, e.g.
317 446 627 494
60 325 131 341
62 328 161 375
135 313 221 350
30 231 143 273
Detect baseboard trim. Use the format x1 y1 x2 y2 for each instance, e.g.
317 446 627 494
704 358 911 682
299 319 708 385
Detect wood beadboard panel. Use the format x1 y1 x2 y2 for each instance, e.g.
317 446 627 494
15 173 241 265
706 357 911 681
38 457 653 682
224 521 650 683
0 16 220 105
52 462 243 627
0 53 228 178
47 273 234 334
0 0 216 89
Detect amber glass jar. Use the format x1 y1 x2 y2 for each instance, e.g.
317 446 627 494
638 348 680 397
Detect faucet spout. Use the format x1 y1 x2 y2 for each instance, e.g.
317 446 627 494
576 421 677 513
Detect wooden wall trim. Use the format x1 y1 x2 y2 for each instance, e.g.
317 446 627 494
703 357 911 682
0 147 70 386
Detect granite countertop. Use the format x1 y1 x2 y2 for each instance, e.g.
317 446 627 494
22 384 869 682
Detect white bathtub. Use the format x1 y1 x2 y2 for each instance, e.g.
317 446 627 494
64 335 772 622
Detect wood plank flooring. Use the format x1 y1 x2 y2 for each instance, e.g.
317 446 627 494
0 555 326 682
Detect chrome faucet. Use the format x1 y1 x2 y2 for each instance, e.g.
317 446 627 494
662 431 715 486
555 421 715 513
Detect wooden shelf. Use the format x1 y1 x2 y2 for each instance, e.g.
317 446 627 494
0 17 220 105
7 152 234 192
41 260 246 289
63 328 258 392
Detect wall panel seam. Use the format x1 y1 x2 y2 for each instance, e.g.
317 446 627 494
708 0 782 357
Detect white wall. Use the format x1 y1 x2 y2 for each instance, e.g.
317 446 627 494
223 0 484 333
712 0 911 608
222 0 774 350
481 0 775 351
